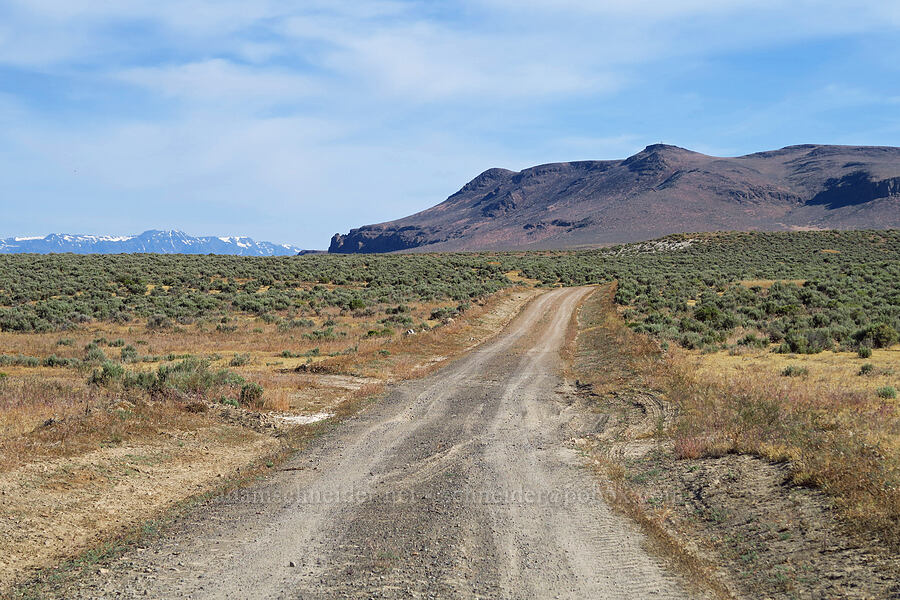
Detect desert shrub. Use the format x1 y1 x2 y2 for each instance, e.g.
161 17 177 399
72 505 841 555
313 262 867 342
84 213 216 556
0 354 40 367
858 363 875 376
382 314 413 325
738 333 768 348
84 345 107 364
781 365 808 377
304 327 341 341
229 353 251 367
277 318 314 332
854 323 898 349
858 345 873 359
89 361 125 386
365 327 394 338
239 382 264 407
120 345 139 362
118 357 245 397
876 386 897 399
42 354 80 368
147 314 172 330
679 332 703 349
430 307 455 320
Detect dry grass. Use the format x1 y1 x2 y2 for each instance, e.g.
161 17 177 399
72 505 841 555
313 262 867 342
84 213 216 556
578 283 900 549
667 346 900 546
737 279 807 289
0 287 538 471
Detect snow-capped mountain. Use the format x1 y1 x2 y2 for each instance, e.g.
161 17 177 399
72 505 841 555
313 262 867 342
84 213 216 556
0 230 306 255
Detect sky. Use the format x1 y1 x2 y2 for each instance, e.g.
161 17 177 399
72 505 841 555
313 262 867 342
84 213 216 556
1 1 898 248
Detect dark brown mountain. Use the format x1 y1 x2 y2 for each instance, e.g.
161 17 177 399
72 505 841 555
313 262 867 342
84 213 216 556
329 144 900 253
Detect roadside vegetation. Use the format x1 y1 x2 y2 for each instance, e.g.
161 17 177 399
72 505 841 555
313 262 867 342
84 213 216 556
0 248 538 591
572 285 899 598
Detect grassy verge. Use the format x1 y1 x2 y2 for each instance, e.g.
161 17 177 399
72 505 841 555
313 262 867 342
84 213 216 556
571 283 900 597
663 347 899 549
580 283 899 548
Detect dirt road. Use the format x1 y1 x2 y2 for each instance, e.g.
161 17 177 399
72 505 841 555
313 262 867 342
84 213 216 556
68 287 693 599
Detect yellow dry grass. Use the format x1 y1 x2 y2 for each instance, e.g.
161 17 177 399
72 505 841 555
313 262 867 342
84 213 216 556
689 344 900 397
667 345 900 547
503 270 542 286
737 279 807 289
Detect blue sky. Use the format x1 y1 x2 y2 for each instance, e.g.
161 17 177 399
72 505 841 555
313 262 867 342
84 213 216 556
1 1 898 248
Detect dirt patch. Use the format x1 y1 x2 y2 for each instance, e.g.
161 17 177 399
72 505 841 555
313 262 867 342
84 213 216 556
570 284 900 599
611 450 900 599
0 427 278 588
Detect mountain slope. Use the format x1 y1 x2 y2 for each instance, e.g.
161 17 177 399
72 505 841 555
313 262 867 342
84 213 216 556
329 144 900 253
0 230 304 255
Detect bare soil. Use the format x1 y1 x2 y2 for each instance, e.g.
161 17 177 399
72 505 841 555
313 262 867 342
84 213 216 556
32 287 699 599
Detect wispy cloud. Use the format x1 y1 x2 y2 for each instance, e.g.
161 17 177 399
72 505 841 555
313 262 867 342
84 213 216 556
116 60 322 106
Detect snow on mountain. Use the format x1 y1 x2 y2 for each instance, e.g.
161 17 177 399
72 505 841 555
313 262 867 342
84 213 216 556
0 230 307 256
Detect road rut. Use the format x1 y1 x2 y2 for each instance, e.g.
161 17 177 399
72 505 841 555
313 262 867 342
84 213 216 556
72 287 693 599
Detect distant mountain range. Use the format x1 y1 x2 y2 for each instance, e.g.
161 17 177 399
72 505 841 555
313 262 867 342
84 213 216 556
329 144 900 253
0 230 305 255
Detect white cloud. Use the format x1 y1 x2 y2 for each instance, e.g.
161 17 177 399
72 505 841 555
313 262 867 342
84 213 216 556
116 60 321 105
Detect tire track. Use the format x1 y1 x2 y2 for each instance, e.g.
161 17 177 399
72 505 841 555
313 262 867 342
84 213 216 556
65 287 695 599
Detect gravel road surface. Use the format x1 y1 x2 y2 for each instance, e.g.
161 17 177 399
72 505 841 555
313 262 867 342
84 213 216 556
72 287 693 599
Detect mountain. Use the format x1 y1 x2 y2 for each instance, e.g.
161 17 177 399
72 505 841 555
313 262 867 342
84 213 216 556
0 230 305 255
329 144 900 253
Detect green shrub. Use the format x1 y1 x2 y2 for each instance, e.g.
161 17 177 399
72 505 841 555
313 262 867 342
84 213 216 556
89 361 125 386
117 357 244 396
121 345 139 362
781 365 808 377
239 382 264 407
277 318 314 332
304 327 341 340
876 386 897 399
858 345 873 359
229 353 251 367
84 346 107 364
147 314 173 330
854 323 898 349
365 327 394 338
738 333 767 348
858 363 875 376
42 354 78 368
